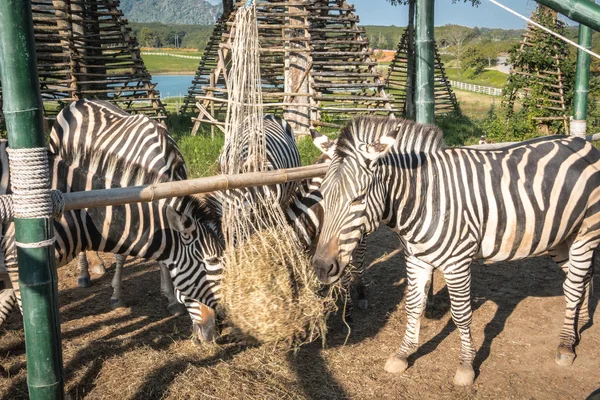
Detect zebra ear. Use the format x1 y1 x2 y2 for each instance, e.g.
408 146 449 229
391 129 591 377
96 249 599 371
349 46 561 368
166 207 196 235
364 127 399 161
310 127 336 159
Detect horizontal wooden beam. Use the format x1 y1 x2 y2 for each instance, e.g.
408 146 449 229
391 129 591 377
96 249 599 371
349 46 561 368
63 163 329 211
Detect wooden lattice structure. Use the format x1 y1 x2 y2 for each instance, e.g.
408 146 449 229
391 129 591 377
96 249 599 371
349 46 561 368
0 0 166 125
385 26 460 117
505 6 569 133
185 0 395 136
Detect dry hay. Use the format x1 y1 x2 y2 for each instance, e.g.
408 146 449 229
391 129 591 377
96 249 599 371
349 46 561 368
221 226 338 346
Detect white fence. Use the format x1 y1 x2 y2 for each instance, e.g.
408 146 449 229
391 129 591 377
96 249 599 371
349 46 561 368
449 80 503 96
141 52 202 60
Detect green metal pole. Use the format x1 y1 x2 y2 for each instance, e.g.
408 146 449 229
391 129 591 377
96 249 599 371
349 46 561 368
405 0 416 120
571 0 593 137
535 0 600 32
0 1 65 399
415 0 435 124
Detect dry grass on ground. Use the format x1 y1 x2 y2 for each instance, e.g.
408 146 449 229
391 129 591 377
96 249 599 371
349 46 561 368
0 227 599 399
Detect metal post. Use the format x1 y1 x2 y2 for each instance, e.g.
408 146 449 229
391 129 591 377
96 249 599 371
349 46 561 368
415 0 435 124
571 0 593 137
0 1 64 399
535 0 600 32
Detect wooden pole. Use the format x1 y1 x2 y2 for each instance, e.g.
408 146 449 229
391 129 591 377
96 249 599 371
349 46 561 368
284 1 311 135
63 163 329 211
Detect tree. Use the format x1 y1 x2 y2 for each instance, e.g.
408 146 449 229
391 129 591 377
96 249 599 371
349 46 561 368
479 40 501 67
484 6 576 140
462 46 486 77
439 25 474 76
138 27 153 48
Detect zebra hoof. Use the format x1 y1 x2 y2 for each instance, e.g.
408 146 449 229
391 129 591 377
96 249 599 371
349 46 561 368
77 277 92 288
110 298 126 310
357 298 368 310
555 345 576 366
167 302 187 317
453 364 475 386
91 264 106 275
384 354 409 374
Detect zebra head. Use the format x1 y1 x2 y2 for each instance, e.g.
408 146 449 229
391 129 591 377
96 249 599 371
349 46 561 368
163 195 224 341
312 117 401 284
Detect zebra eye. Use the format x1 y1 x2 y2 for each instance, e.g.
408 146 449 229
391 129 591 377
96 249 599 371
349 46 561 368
206 257 220 265
351 194 366 206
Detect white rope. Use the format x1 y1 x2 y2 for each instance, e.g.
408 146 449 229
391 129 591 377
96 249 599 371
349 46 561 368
488 0 600 60
15 237 55 249
6 147 53 219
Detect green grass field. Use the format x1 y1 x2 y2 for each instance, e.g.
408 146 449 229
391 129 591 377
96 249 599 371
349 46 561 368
141 54 199 74
444 68 509 88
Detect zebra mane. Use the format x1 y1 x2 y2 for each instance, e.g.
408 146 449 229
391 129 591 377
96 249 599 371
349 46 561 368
335 116 445 159
181 193 224 235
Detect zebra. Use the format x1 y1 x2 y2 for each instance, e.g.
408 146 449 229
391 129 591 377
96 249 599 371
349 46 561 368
285 128 369 321
47 99 188 315
218 114 301 207
0 104 224 343
311 116 599 386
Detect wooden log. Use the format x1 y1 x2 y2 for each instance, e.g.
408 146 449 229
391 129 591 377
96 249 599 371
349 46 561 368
63 164 330 211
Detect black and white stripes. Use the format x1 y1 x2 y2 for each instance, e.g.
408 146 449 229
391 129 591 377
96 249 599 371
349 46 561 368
0 100 224 342
312 116 599 385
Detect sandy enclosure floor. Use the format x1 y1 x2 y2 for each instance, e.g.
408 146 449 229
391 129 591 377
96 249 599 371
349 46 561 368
0 226 599 399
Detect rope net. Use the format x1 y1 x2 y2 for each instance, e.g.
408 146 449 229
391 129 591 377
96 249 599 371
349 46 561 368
220 4 334 345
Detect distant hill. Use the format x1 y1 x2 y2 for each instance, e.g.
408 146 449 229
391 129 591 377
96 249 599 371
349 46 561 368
119 0 222 25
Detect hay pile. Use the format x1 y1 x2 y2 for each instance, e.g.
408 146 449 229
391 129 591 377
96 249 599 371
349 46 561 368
218 3 336 347
221 227 337 345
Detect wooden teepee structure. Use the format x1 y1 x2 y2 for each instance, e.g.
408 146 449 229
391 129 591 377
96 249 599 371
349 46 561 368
386 26 460 117
504 6 569 133
0 0 165 125
185 0 395 136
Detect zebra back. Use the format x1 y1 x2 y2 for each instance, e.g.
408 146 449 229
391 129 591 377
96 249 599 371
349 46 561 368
219 114 301 207
50 99 188 182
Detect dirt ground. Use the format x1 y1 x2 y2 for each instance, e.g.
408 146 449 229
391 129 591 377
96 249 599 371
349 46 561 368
0 226 598 399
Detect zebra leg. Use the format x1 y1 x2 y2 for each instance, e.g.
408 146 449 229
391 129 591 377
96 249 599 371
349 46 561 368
445 265 476 386
384 257 433 374
110 254 126 309
159 262 186 316
77 251 92 288
89 251 107 276
0 288 17 326
555 239 598 366
353 236 368 310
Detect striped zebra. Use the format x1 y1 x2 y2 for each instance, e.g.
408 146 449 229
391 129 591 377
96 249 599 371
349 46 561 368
48 99 188 315
312 116 599 385
285 130 368 321
0 102 224 342
218 114 301 207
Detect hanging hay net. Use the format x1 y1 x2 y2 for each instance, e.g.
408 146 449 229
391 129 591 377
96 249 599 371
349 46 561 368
219 2 336 346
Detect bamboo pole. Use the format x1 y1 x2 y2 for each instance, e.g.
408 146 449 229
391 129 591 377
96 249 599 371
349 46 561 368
415 0 435 124
0 0 64 398
63 164 330 211
571 0 593 137
535 0 600 32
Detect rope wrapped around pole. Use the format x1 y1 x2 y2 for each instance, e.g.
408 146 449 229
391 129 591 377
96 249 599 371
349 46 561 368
6 147 53 220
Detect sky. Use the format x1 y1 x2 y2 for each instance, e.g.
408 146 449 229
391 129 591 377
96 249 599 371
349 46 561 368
206 1 569 29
